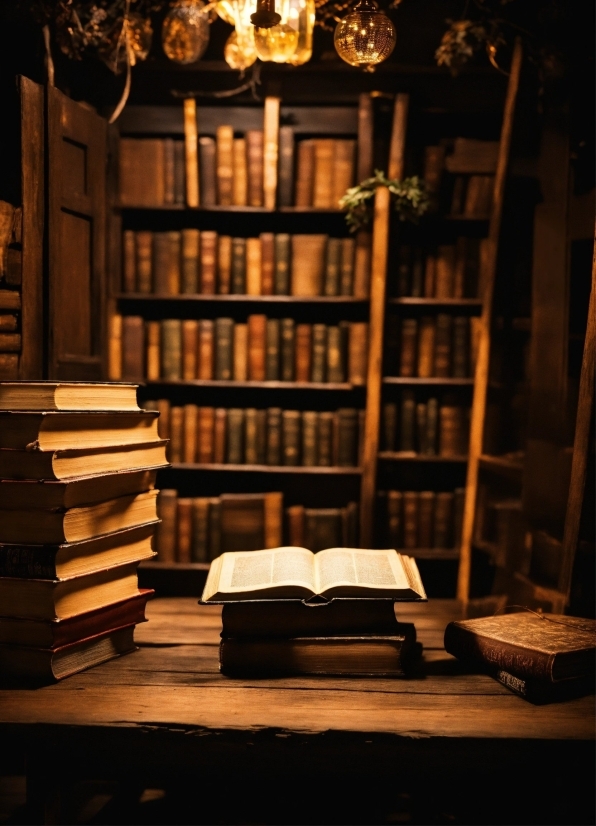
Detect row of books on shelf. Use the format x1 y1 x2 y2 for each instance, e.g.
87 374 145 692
378 488 465 550
112 315 369 385
389 314 473 379
155 489 359 563
423 139 497 218
143 400 364 467
390 238 480 300
381 393 469 457
121 230 372 298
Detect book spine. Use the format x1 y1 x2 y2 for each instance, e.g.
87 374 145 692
332 138 355 207
294 139 315 206
233 322 248 381
301 410 318 466
450 176 466 216
122 316 145 380
226 409 244 463
181 229 200 294
183 404 198 463
214 317 234 380
402 491 419 549
173 139 185 205
208 497 221 560
163 138 175 204
435 245 455 298
266 318 280 381
399 319 418 377
423 145 445 208
399 390 416 452
311 324 327 383
453 237 467 299
256 409 267 464
410 249 423 298
387 490 403 547
176 498 192 563
282 409 301 466
397 245 410 296
263 96 280 210
0 546 58 579
191 498 210 562
152 233 169 294
434 313 452 377
213 407 227 463
108 314 122 381
417 316 435 378
167 230 181 294
122 230 136 292
198 319 214 380
169 406 183 462
348 322 368 385
159 319 181 380
266 407 282 465
317 411 333 466
291 234 326 296
424 253 436 298
246 129 264 207
416 402 427 454
245 237 262 295
434 491 454 548
339 237 355 296
439 401 467 457
381 402 398 451
260 232 275 295
263 491 283 548
155 489 177 562
183 99 199 207
232 137 247 206
286 504 305 546
182 319 198 380
280 318 295 381
216 125 234 206
198 406 215 463
294 323 312 382
357 92 374 181
336 408 358 466
452 316 470 377
135 231 153 294
144 321 160 381
200 230 217 295
244 408 258 464
326 325 344 384
418 491 435 548
425 397 439 455
198 136 216 207
353 231 371 298
277 125 294 208
274 233 291 295
217 235 232 295
323 237 340 296
313 138 335 208
248 314 267 381
231 237 246 294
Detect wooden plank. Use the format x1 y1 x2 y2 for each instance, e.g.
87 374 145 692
456 39 523 604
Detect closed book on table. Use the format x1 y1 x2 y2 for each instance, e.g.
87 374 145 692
232 137 247 206
198 319 214 380
191 497 211 562
214 318 234 380
301 410 318 466
294 324 312 382
452 316 469 377
200 231 217 295
176 498 192 563
326 326 344 384
324 238 341 296
135 231 153 294
311 324 327 383
402 491 419 549
317 411 333 467
198 406 215 463
286 505 305 546
291 235 326 296
155 489 177 562
248 314 267 381
122 230 136 292
263 491 283 549
281 410 301 466
294 139 315 206
417 317 435 378
215 125 234 206
417 491 435 548
266 407 282 465
245 237 262 295
265 318 280 380
226 409 244 464
220 494 265 552
353 231 371 298
348 323 368 385
244 408 258 464
313 139 335 208
277 125 294 207
387 490 403 547
274 233 291 295
399 319 418 377
231 237 246 294
399 390 416 453
381 402 397 451
181 229 200 294
213 408 227 463
119 138 164 206
233 322 248 381
260 232 275 295
246 130 264 207
304 509 342 552
333 139 355 206
168 406 183 462
217 235 232 294
434 314 452 377
198 136 217 207
435 245 456 298
122 316 145 381
339 237 355 296
434 491 454 548
336 408 358 466
280 318 295 381
182 319 198 380
161 319 182 380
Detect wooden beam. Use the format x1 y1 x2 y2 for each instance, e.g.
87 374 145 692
456 39 523 604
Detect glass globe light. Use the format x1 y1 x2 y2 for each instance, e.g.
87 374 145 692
334 0 396 70
254 23 298 62
286 0 315 66
224 29 258 70
162 0 210 65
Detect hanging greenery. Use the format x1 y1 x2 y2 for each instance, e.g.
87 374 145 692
339 171 429 233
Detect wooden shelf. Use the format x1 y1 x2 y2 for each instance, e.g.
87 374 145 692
140 561 210 571
167 463 362 474
387 297 482 308
116 294 368 304
403 548 460 561
378 451 468 463
478 453 524 483
382 377 474 386
443 214 490 222
143 379 360 391
120 204 346 214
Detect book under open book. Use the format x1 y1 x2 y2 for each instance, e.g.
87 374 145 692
201 547 427 603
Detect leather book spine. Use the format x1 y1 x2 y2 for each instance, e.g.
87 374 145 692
208 497 221 560
152 232 170 294
304 509 342 552
226 409 245 464
176 497 192 563
121 316 145 381
286 505 305 546
317 410 333 467
399 318 418 377
424 397 439 455
182 319 198 380
181 229 200 294
348 322 368 385
246 129 264 207
191 498 210 562
263 96 280 210
216 125 234 206
274 233 291 295
183 99 199 207
402 491 419 549
301 410 318 467
282 409 301 466
248 314 267 381
160 319 182 380
197 319 214 380
397 245 411 297
326 325 344 384
294 139 315 206
418 491 436 548
168 406 183 462
434 313 452 377
424 253 436 298
156 398 170 441
155 489 177 562
260 232 275 295
313 138 335 208
200 230 217 295
108 314 122 381
232 137 248 206
357 93 374 181
266 318 280 381
256 409 267 464
263 491 283 548
339 237 355 296
183 404 198 463
244 408 258 464
217 235 232 295
291 234 326 296
198 136 216 207
213 408 227 464
381 402 398 451
277 125 295 208
294 323 312 382
119 138 162 206
423 145 445 210
324 237 340 296
245 237 262 295
333 139 355 206
353 231 372 298
135 231 153 294
453 237 467 298
214 317 234 380
266 407 282 465
280 318 295 381
146 321 161 381
173 139 185 205
337 407 358 466
410 248 424 298
387 490 403 548
434 491 454 548
231 237 246 294
435 245 456 298
417 316 435 378
452 316 470 377
122 230 136 292
198 406 215 463
439 400 467 457
163 137 175 205
463 175 485 217
233 322 248 381
416 402 427 454
399 390 416 452
311 323 327 383
454 487 465 547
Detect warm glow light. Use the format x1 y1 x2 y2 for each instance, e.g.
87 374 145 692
162 0 210 64
286 0 315 65
254 22 298 62
334 0 396 69
224 28 258 69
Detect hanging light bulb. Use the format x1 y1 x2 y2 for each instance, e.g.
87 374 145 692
162 0 211 64
224 29 258 70
254 23 298 62
286 0 315 66
334 0 396 70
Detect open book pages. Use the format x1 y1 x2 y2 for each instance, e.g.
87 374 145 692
202 547 427 603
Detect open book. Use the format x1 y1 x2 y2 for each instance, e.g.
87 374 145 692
201 547 427 603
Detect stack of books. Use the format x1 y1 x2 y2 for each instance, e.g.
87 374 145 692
200 546 427 677
0 381 168 682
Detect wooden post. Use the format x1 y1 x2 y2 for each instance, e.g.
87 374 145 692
559 227 596 600
388 94 409 181
456 38 523 604
263 96 280 210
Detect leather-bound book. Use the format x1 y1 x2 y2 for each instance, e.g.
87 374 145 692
423 145 445 209
183 100 198 207
439 399 467 456
274 233 291 294
119 138 164 206
122 230 136 292
245 237 262 295
418 491 435 549
337 408 358 466
417 316 435 378
122 316 145 380
286 505 305 546
424 397 439 455
434 491 454 548
198 406 215 464
291 234 326 296
410 249 424 298
282 409 301 466
452 316 470 377
232 322 248 381
174 139 185 205
198 319 214 380
181 229 200 294
326 326 344 384
266 407 282 465
191 498 210 562
248 314 267 381
399 318 418 377
220 493 265 552
294 139 315 206
397 245 411 297
342 500 359 547
217 235 232 294
387 490 403 548
169 406 183 463
381 401 398 451
208 497 221 560
213 408 227 463
135 231 153 294
214 317 234 380
357 408 365 466
244 408 258 464
399 390 416 452
333 139 356 206
453 237 467 299
260 232 275 295
232 137 248 206
256 409 267 464
216 125 234 206
402 491 419 549
145 321 161 381
155 489 177 562
353 231 372 298
464 175 493 217
339 237 355 296
317 410 333 466
156 398 170 440
226 409 244 464
266 318 280 381
198 136 216 207
280 318 295 381
313 139 335 208
450 176 466 216
163 137 175 204
294 323 312 382
231 237 246 294
183 404 198 463
108 314 122 381
434 313 452 377
152 232 170 295
415 402 427 454
453 487 465 547
435 245 456 298
182 319 198 380
246 130 264 207
304 509 342 552
348 322 368 385
176 498 192 563
311 323 327 383
277 125 295 208
263 96 280 210
264 491 283 549
301 410 318 467
324 237 340 296
199 230 217 295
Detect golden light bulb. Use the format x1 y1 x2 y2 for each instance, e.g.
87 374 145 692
162 0 210 65
334 0 396 69
254 23 298 62
285 0 315 66
224 29 258 70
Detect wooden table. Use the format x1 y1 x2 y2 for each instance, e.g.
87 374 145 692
1 598 594 824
